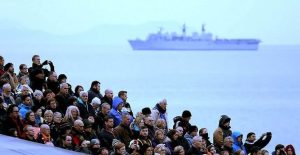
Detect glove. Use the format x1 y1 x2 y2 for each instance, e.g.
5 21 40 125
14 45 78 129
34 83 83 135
42 60 48 65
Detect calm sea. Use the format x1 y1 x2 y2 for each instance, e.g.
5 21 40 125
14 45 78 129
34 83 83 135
2 44 300 152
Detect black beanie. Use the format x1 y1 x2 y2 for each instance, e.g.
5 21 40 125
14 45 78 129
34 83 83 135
182 110 192 118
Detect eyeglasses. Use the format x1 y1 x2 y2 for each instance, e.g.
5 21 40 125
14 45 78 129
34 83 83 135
13 110 19 113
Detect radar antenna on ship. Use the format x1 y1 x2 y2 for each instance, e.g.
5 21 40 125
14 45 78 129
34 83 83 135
182 24 186 36
202 24 206 33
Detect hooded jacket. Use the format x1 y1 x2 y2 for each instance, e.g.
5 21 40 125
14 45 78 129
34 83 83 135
213 115 232 153
109 97 124 127
232 131 247 154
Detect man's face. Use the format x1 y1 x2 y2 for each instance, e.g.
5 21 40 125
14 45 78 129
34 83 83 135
21 87 29 95
105 90 113 99
24 97 32 106
21 65 28 74
120 93 128 101
8 65 14 73
81 93 88 103
53 114 62 123
225 138 234 148
75 122 84 132
237 135 243 143
27 126 35 136
60 84 69 94
248 134 256 142
102 104 111 115
93 83 100 91
42 126 51 136
64 136 72 146
145 117 155 126
160 102 167 110
117 103 123 111
49 72 57 82
105 118 114 128
176 127 184 137
140 128 149 137
122 115 131 126
3 86 12 96
33 56 41 65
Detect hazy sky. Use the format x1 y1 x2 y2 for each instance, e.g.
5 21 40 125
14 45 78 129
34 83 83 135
0 0 299 44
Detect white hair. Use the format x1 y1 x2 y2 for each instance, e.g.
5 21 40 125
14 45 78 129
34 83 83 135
74 119 83 126
40 124 50 130
91 97 101 105
2 83 11 90
79 91 88 97
60 83 68 89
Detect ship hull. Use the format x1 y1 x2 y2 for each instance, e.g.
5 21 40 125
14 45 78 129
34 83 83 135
128 40 260 50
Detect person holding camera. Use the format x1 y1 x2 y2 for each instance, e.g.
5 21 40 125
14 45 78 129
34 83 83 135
28 55 55 91
244 132 272 154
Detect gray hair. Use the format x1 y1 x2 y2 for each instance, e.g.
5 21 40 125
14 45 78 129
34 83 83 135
74 119 84 126
2 83 11 90
60 83 68 89
79 91 88 97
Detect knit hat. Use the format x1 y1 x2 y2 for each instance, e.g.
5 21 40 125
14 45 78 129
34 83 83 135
182 110 192 118
90 139 100 146
112 139 121 148
188 125 198 133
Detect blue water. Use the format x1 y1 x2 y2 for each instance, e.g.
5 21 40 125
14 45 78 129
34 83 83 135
2 45 300 152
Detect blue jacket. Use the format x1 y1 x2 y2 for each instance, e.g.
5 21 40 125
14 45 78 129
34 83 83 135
232 131 247 154
19 103 31 119
109 97 124 127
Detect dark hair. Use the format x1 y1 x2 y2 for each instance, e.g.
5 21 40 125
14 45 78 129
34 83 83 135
90 81 100 89
43 89 53 97
19 64 26 70
58 74 67 82
104 116 114 122
21 94 31 101
182 110 192 118
118 90 127 97
199 128 206 134
25 110 34 121
247 132 255 138
142 107 151 115
74 85 83 97
32 55 39 61
285 144 296 155
4 63 13 71
6 104 18 115
167 129 178 140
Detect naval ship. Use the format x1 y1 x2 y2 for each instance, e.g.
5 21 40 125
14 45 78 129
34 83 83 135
128 24 260 50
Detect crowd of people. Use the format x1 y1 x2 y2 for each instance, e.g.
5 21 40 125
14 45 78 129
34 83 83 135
0 55 297 155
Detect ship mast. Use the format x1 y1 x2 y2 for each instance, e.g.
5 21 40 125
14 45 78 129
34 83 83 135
182 24 186 36
202 24 206 34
